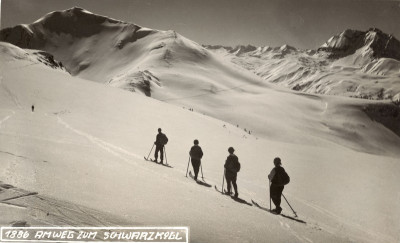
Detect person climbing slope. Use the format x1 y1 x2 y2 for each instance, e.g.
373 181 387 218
189 139 203 181
268 157 290 214
224 147 240 198
154 128 168 164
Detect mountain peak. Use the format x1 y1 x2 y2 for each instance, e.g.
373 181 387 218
279 44 296 52
33 6 125 30
230 44 257 55
319 28 400 61
0 7 143 49
69 6 85 11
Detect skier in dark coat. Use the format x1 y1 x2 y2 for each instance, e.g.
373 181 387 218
189 139 203 181
154 128 168 164
268 157 286 214
224 147 240 198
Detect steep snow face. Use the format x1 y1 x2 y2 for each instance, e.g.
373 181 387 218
1 41 400 243
320 29 366 57
206 29 400 101
320 28 400 62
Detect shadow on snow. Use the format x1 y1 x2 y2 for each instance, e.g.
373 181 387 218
251 199 306 224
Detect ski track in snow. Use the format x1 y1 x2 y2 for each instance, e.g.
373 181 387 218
0 101 365 243
323 101 328 113
0 76 22 109
0 110 16 129
277 220 311 243
251 188 388 243
160 84 250 102
52 115 321 242
0 109 341 243
51 114 190 185
291 194 393 243
0 107 362 242
250 198 317 243
55 115 143 161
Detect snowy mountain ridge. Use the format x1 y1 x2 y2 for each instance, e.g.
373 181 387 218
205 29 400 101
1 7 399 102
319 28 400 62
1 7 254 100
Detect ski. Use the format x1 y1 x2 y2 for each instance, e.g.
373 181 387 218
251 199 305 223
214 185 230 195
188 171 202 181
188 170 206 182
188 172 212 187
214 185 223 194
188 171 196 180
215 186 252 206
144 157 173 168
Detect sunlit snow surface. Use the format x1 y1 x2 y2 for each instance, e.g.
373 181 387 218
0 8 400 243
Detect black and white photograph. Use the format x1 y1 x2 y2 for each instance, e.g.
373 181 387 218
0 0 399 242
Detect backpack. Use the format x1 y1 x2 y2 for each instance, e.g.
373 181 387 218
160 134 168 145
274 168 290 186
226 155 240 173
231 155 240 173
190 146 203 159
234 160 241 173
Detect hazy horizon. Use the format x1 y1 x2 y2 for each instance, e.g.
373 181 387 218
1 0 400 49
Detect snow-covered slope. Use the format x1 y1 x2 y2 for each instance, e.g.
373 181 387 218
1 41 400 243
205 29 400 101
1 8 400 242
1 8 397 146
0 7 261 100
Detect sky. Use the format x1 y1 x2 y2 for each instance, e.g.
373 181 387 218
1 0 400 49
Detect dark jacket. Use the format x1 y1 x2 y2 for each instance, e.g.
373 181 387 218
269 166 286 185
155 133 168 146
224 154 240 175
190 145 203 160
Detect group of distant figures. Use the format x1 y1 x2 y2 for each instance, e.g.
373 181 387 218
153 128 290 215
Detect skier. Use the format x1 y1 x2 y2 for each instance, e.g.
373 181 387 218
189 139 203 181
224 147 240 198
31 105 34 112
154 128 168 164
268 157 288 214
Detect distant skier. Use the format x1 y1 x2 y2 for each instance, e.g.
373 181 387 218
154 128 168 164
31 105 34 112
268 157 290 214
189 139 203 181
224 147 240 198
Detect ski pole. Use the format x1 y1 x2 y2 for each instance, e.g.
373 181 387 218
282 193 298 217
222 169 225 192
269 180 272 211
200 161 204 180
185 156 190 177
164 146 168 165
146 144 155 160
